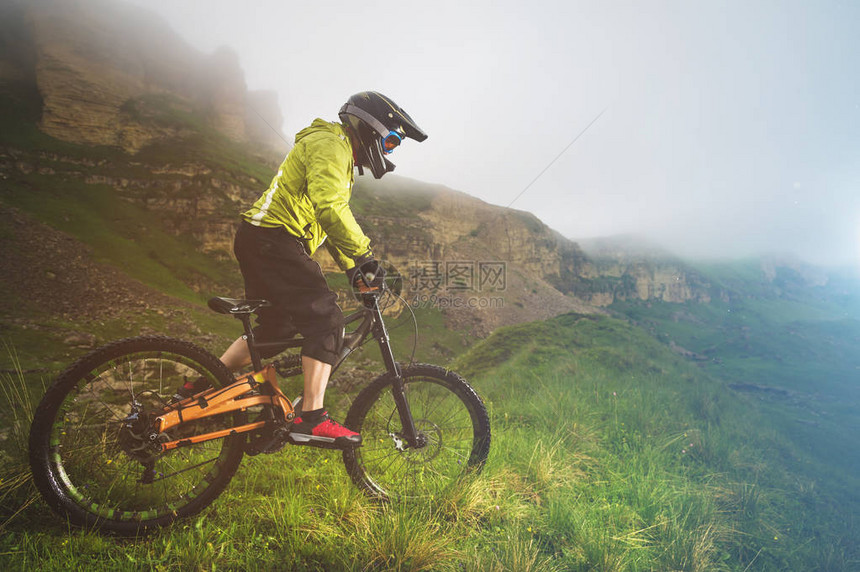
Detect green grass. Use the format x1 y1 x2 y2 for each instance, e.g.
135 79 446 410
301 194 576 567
457 314 859 570
3 313 856 570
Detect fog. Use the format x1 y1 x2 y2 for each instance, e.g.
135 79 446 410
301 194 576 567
120 0 860 267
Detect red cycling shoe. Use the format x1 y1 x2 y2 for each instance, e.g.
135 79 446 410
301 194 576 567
288 411 361 449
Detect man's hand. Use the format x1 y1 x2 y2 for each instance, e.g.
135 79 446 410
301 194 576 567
346 256 386 291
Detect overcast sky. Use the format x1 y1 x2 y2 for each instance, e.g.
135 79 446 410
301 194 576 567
120 0 860 267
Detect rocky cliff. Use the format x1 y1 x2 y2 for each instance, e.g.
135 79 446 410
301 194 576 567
0 0 287 155
339 179 598 333
566 236 715 305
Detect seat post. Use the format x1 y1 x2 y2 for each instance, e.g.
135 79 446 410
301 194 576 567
237 314 264 371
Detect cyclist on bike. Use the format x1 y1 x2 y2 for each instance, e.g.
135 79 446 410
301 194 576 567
175 91 427 448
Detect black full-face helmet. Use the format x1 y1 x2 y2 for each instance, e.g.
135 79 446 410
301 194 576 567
339 91 428 179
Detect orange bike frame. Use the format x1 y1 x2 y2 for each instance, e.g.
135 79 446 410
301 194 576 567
153 365 295 452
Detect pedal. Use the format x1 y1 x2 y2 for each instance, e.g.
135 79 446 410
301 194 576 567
287 432 361 450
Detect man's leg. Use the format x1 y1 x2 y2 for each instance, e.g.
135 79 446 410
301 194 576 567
301 355 331 411
219 340 333 410
290 354 360 447
172 335 249 401
219 335 252 371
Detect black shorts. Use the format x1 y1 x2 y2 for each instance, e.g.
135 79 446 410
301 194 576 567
234 221 343 365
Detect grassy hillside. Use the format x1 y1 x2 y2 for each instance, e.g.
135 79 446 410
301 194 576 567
2 313 856 570
0 86 251 298
2 176 240 303
0 87 245 370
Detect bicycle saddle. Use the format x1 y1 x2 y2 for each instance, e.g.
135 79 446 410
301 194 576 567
207 297 271 315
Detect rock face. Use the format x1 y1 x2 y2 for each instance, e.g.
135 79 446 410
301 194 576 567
6 0 286 154
544 235 715 306
338 183 598 332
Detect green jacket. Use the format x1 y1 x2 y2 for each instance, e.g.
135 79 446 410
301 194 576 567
242 119 371 270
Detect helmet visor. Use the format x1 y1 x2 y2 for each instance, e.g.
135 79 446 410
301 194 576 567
382 131 402 155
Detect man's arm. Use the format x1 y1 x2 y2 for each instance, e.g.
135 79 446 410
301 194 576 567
304 134 371 262
323 239 356 272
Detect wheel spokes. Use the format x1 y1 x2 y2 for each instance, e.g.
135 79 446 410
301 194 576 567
51 353 235 519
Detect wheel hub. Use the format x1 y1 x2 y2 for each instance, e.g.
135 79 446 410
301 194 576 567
118 402 163 463
390 420 441 461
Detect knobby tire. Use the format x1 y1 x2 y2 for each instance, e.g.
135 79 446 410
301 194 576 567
342 364 491 501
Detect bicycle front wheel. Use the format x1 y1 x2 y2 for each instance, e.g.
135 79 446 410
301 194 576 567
343 364 490 501
29 336 245 535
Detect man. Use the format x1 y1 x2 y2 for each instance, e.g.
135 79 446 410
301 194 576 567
176 92 427 448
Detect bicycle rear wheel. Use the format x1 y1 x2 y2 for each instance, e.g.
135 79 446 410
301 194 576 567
29 336 245 535
343 364 490 501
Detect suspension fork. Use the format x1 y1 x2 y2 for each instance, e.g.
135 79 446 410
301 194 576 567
368 297 421 447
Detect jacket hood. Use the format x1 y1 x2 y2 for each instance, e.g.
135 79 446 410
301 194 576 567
294 119 350 145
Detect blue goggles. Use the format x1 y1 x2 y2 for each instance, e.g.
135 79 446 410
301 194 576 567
382 131 402 154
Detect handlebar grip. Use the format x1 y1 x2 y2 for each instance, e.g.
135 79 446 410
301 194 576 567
356 282 383 294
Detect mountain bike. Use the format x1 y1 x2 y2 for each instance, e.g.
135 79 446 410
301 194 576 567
28 282 491 535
